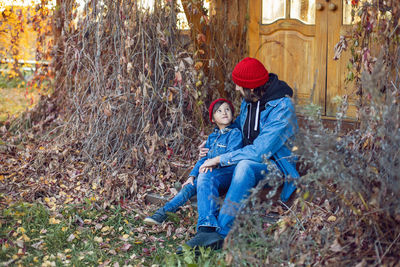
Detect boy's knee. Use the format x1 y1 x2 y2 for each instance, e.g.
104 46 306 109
197 172 214 186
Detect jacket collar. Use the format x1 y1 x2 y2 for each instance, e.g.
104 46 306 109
213 124 234 134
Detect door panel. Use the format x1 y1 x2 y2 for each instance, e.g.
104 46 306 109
249 0 358 119
259 30 318 107
250 0 326 111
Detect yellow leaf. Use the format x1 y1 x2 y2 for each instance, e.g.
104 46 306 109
39 146 45 150
101 226 110 232
120 234 130 241
64 197 73 204
22 234 30 242
194 61 203 70
17 227 26 234
49 217 61 225
327 215 337 222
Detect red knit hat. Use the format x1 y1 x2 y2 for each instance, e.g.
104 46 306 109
208 98 235 123
232 57 269 89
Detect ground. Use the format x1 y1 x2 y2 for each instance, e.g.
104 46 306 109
0 76 39 122
0 81 231 266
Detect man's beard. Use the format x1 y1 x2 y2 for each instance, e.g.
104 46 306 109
243 89 261 102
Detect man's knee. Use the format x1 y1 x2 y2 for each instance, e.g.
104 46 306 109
234 160 257 176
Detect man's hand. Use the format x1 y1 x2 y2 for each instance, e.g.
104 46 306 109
198 140 209 158
199 156 220 173
182 176 195 187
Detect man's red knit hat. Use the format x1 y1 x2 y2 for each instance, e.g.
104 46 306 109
232 57 269 89
208 98 235 123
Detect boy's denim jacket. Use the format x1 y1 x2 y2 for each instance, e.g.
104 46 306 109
219 97 300 201
189 125 243 177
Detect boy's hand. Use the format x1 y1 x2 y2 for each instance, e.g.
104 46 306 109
198 141 209 158
199 157 220 173
182 176 195 187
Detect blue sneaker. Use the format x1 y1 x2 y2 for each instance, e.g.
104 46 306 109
144 209 167 225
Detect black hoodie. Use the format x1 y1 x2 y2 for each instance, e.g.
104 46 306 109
243 73 293 146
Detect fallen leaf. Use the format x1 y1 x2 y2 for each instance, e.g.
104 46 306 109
67 234 75 242
101 226 111 233
15 239 24 248
98 260 111 267
327 215 337 222
49 217 61 224
120 243 132 252
31 240 44 249
330 239 343 252
94 236 103 243
16 227 26 234
120 234 130 241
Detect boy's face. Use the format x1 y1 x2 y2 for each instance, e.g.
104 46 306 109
213 102 233 129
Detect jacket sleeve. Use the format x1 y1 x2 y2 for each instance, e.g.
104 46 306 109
188 136 211 177
219 98 298 166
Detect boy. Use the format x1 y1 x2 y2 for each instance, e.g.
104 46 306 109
144 98 242 225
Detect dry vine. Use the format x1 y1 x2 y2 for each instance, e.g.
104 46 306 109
51 0 211 203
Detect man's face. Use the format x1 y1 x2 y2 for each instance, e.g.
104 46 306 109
235 85 259 102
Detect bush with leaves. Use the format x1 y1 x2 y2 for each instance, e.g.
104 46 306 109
224 0 400 264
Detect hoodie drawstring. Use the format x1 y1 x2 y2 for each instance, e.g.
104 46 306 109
254 101 260 131
247 103 252 139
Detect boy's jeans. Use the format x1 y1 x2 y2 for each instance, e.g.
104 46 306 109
196 165 237 230
196 160 269 237
162 179 197 213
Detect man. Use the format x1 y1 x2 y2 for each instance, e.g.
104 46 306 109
182 57 300 251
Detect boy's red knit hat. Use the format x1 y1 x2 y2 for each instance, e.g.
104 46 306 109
232 57 269 89
208 98 234 123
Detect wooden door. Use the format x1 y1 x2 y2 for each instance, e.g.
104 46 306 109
249 0 357 118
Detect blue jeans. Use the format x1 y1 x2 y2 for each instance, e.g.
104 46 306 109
196 165 237 229
197 160 269 237
160 180 197 213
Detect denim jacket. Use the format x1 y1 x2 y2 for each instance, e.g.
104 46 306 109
219 97 300 201
189 125 243 178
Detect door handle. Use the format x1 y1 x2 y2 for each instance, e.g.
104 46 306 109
328 3 337 11
316 3 324 11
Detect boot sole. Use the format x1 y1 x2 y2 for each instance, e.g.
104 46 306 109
143 217 162 225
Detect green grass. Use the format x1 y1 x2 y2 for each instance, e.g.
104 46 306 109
0 74 40 122
0 200 227 266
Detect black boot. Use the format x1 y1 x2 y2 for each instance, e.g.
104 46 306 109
177 227 224 254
